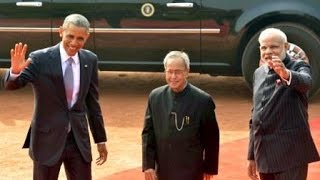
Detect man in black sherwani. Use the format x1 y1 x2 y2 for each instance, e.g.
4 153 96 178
142 51 220 180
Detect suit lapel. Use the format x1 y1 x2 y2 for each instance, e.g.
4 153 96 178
48 47 91 109
74 51 90 107
48 44 69 107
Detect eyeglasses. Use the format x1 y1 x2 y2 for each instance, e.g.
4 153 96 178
165 69 186 76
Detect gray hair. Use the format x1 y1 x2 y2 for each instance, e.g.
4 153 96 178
163 51 190 69
62 14 90 32
258 28 287 44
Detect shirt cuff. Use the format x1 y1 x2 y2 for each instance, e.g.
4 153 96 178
9 68 20 80
281 70 292 86
97 142 106 144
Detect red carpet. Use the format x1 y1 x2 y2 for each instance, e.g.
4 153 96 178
103 118 320 180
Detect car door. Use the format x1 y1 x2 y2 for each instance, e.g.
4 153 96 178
93 0 202 72
0 0 51 67
200 0 245 75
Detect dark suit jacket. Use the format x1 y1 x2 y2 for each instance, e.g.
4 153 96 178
248 55 319 173
2 43 107 166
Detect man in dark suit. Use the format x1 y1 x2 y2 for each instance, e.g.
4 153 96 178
2 14 108 180
247 28 320 180
142 51 219 180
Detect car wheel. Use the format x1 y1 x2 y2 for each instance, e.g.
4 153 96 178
241 22 320 99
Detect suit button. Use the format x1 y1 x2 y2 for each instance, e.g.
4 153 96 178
259 121 262 125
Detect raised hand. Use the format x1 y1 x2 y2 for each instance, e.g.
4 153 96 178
10 42 31 74
270 55 290 80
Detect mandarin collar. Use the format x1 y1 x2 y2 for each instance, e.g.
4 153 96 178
170 82 190 98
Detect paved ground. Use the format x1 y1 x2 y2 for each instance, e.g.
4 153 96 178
104 119 320 180
0 70 319 179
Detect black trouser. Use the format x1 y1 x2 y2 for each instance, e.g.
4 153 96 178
33 131 91 180
259 164 308 180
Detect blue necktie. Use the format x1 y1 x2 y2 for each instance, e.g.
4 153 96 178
64 57 74 109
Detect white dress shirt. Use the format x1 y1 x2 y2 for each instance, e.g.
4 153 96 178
60 44 80 107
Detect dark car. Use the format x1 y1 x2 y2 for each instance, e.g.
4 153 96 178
0 0 320 98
